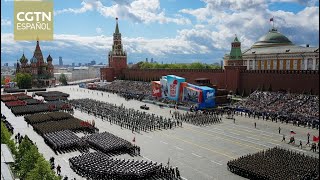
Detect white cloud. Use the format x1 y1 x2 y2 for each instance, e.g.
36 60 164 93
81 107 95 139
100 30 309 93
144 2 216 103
96 27 103 34
54 1 94 15
270 0 318 6
55 0 191 25
1 32 214 64
1 18 11 26
179 1 319 51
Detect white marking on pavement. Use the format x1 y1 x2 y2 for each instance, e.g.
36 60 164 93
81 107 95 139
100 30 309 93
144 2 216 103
229 123 282 137
198 127 273 148
160 141 168 145
175 159 214 179
229 132 240 136
246 136 260 141
175 146 184 150
211 160 222 166
213 128 223 131
142 156 153 161
191 153 202 158
261 133 273 137
268 142 280 146
145 135 152 139
243 129 253 133
181 177 188 180
292 148 305 152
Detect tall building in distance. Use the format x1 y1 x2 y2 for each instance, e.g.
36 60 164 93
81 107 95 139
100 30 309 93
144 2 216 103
101 18 127 81
90 60 96 66
72 62 75 67
59 56 63 66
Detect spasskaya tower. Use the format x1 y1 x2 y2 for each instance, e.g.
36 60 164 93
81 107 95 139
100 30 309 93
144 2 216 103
108 17 127 78
101 18 127 81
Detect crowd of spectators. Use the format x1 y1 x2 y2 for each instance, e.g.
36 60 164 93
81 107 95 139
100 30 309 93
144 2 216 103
97 80 152 100
232 91 319 127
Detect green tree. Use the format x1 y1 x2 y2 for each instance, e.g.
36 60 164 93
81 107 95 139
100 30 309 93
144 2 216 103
59 73 68 85
1 76 5 85
1 122 17 156
18 144 40 179
133 61 222 69
15 136 33 172
26 156 60 180
189 62 204 69
15 73 32 89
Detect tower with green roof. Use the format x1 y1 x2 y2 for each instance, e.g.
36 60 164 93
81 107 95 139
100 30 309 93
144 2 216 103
224 35 246 68
230 36 242 60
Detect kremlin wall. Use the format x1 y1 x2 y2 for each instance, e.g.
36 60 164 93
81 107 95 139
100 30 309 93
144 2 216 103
120 68 319 95
101 19 319 95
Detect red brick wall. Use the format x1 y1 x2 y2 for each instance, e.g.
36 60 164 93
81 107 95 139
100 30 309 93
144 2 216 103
122 69 319 95
123 69 225 88
100 67 115 82
239 70 319 95
110 57 127 78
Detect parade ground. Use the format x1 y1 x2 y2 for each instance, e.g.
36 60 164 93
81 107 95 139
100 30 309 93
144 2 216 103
1 85 319 180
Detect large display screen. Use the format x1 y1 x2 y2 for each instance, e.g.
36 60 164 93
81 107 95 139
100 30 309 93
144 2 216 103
160 78 168 98
152 81 161 97
183 87 201 103
166 75 185 101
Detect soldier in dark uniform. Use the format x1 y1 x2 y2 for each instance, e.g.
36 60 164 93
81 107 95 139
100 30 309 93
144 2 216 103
278 127 281 134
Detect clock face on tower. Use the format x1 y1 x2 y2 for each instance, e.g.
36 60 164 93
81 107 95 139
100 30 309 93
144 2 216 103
117 44 121 50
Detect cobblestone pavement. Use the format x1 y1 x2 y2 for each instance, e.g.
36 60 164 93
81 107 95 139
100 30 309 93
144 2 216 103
1 86 319 180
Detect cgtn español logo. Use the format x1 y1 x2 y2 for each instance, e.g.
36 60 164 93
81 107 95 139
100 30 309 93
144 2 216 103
14 0 53 40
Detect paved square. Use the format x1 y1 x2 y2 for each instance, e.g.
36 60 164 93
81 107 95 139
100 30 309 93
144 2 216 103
1 86 319 180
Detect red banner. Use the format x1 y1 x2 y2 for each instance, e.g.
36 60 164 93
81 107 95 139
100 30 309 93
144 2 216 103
152 81 161 97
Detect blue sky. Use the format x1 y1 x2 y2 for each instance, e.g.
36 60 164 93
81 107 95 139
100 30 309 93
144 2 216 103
1 0 319 66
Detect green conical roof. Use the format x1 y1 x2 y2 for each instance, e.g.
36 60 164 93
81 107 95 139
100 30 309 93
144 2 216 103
230 37 242 60
234 36 239 42
115 18 119 34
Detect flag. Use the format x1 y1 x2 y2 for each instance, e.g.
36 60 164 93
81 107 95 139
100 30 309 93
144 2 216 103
313 136 319 142
290 130 296 135
270 17 273 22
4 76 10 84
132 136 135 143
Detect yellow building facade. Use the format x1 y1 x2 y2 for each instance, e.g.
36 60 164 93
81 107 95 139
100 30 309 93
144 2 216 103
224 28 319 71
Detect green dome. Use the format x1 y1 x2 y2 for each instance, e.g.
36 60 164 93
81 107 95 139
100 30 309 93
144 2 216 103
252 28 293 48
19 53 28 64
